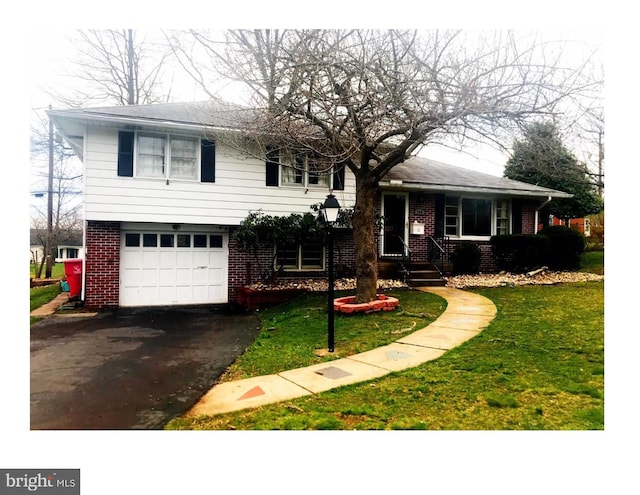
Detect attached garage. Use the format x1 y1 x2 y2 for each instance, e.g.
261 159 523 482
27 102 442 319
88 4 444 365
119 224 228 307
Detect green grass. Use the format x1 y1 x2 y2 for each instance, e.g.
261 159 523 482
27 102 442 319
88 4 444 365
30 263 66 324
30 263 66 279
30 284 61 312
30 283 61 325
580 250 604 275
218 289 446 381
168 280 604 430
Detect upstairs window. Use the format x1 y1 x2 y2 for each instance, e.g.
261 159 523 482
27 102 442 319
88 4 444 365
266 148 338 189
280 152 330 188
137 135 167 178
118 131 214 182
136 133 197 180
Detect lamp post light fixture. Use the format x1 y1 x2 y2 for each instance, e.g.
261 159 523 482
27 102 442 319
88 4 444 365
320 193 341 353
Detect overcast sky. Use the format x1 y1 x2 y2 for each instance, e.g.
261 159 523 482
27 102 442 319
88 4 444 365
29 28 604 179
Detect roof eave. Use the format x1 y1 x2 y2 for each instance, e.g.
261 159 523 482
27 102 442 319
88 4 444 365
48 110 242 135
379 181 573 199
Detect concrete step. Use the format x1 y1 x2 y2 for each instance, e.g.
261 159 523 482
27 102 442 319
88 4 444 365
408 277 447 286
409 270 442 279
407 278 447 287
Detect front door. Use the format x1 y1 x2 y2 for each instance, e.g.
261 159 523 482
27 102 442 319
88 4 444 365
382 193 408 256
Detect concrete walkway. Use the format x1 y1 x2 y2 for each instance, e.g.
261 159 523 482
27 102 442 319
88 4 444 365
30 292 70 317
187 287 497 417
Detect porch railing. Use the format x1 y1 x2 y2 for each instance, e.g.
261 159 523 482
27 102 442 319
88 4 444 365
385 235 413 280
427 235 450 276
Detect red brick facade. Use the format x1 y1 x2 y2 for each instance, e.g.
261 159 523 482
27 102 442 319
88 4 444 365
85 221 121 309
82 196 543 307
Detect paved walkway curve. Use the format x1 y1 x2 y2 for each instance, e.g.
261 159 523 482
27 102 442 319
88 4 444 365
187 287 497 417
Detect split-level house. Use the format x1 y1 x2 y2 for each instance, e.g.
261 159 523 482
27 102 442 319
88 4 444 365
48 100 571 309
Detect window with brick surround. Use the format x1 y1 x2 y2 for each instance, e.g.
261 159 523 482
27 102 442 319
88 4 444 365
276 240 325 270
445 196 513 238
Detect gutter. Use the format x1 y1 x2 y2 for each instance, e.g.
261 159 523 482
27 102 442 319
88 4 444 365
48 110 243 135
535 196 552 234
379 180 572 199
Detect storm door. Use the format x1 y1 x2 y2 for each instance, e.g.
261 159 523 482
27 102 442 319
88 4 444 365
381 193 408 256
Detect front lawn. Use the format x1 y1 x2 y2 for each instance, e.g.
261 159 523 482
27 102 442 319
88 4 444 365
580 250 604 275
168 280 604 430
30 283 62 325
30 263 66 279
218 289 446 382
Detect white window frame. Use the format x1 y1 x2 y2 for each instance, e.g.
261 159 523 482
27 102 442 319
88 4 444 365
445 195 512 240
279 151 330 188
275 240 326 271
134 131 199 181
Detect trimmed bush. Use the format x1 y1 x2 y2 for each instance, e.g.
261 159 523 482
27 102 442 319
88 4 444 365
451 241 482 274
491 234 550 273
538 225 585 270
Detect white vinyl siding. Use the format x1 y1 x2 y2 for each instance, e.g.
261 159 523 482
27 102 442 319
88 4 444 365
82 128 356 225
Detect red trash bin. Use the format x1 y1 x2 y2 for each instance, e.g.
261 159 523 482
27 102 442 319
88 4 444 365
63 258 83 299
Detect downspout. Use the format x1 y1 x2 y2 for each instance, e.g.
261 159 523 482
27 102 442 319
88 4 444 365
535 196 552 234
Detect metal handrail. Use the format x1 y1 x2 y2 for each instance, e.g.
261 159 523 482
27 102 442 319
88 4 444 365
397 235 413 279
427 235 449 275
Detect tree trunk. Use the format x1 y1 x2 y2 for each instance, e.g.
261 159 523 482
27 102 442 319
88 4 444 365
352 173 379 303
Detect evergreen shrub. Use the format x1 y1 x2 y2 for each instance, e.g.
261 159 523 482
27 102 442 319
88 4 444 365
491 234 550 273
451 241 482 274
537 226 585 270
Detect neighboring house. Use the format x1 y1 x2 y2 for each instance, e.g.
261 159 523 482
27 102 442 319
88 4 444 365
48 100 571 309
538 215 591 236
30 229 84 264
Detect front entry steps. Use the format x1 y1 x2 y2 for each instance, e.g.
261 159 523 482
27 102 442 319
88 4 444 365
405 261 447 287
377 259 447 287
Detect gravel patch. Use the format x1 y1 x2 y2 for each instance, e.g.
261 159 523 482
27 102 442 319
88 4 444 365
248 271 603 292
445 271 604 289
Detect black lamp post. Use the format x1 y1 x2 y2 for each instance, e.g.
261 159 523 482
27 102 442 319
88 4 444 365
320 193 341 353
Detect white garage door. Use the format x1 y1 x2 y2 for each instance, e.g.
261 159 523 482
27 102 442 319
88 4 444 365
120 229 228 307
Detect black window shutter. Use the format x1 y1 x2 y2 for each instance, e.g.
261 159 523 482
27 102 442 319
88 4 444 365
332 162 346 191
117 131 134 177
265 147 279 186
512 199 523 234
201 139 216 183
434 194 445 237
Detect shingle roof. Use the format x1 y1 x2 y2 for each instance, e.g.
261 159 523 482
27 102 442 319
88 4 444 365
30 229 82 246
384 156 572 198
49 99 254 130
49 100 571 199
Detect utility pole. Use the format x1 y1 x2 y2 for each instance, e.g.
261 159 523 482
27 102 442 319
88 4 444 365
597 130 604 198
127 29 135 105
45 104 54 278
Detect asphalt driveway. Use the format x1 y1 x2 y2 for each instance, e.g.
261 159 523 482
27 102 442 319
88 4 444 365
30 305 260 429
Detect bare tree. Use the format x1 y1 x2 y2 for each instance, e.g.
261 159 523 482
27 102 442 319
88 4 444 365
174 29 602 302
49 29 174 107
30 110 83 278
31 29 179 276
